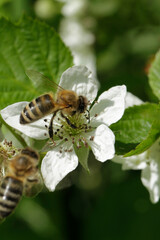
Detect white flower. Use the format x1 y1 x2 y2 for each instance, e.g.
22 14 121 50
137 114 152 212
60 18 97 77
61 0 86 17
1 65 126 191
112 93 160 203
59 0 97 77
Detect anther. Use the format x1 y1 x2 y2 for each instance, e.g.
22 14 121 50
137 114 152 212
58 135 63 140
90 136 94 141
68 149 73 152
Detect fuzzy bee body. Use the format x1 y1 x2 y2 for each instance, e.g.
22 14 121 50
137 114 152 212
20 70 89 141
0 148 40 220
0 177 23 219
20 93 56 124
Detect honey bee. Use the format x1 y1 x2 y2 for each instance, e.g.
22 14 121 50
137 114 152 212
0 147 41 220
20 70 89 140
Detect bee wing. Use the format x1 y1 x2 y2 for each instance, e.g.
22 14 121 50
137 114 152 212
23 172 43 198
26 70 64 94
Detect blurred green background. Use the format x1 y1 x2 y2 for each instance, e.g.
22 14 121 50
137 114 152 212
0 0 160 239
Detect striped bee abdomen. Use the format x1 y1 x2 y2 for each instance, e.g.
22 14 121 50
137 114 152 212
0 177 23 219
20 93 55 124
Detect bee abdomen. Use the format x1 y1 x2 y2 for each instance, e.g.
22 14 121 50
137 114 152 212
20 94 55 124
0 177 23 219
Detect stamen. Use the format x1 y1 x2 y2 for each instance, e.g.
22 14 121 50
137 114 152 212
90 136 94 141
76 145 82 149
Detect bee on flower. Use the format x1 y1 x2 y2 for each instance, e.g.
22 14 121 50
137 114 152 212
1 66 126 191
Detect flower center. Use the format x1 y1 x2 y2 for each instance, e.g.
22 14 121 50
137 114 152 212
55 112 91 136
48 112 94 148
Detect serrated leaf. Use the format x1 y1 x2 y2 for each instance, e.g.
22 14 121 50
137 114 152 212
114 141 138 155
149 50 160 100
0 16 73 109
111 103 160 155
124 120 160 157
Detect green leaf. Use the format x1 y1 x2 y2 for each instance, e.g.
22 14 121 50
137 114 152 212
124 120 160 157
149 50 160 100
111 103 160 155
0 16 73 109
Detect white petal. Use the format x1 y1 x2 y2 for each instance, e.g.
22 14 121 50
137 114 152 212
62 0 86 17
60 19 94 47
59 65 98 103
1 102 49 140
112 153 147 170
90 85 126 126
89 124 115 162
141 160 160 204
141 140 160 203
73 48 97 78
41 145 78 191
125 92 143 108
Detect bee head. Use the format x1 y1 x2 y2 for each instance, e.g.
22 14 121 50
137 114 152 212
11 148 39 177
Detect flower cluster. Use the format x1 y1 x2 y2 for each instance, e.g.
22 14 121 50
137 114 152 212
112 93 160 204
1 65 126 191
0 140 19 179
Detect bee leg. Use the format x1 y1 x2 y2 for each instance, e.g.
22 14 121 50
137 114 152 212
61 112 77 129
48 111 58 144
